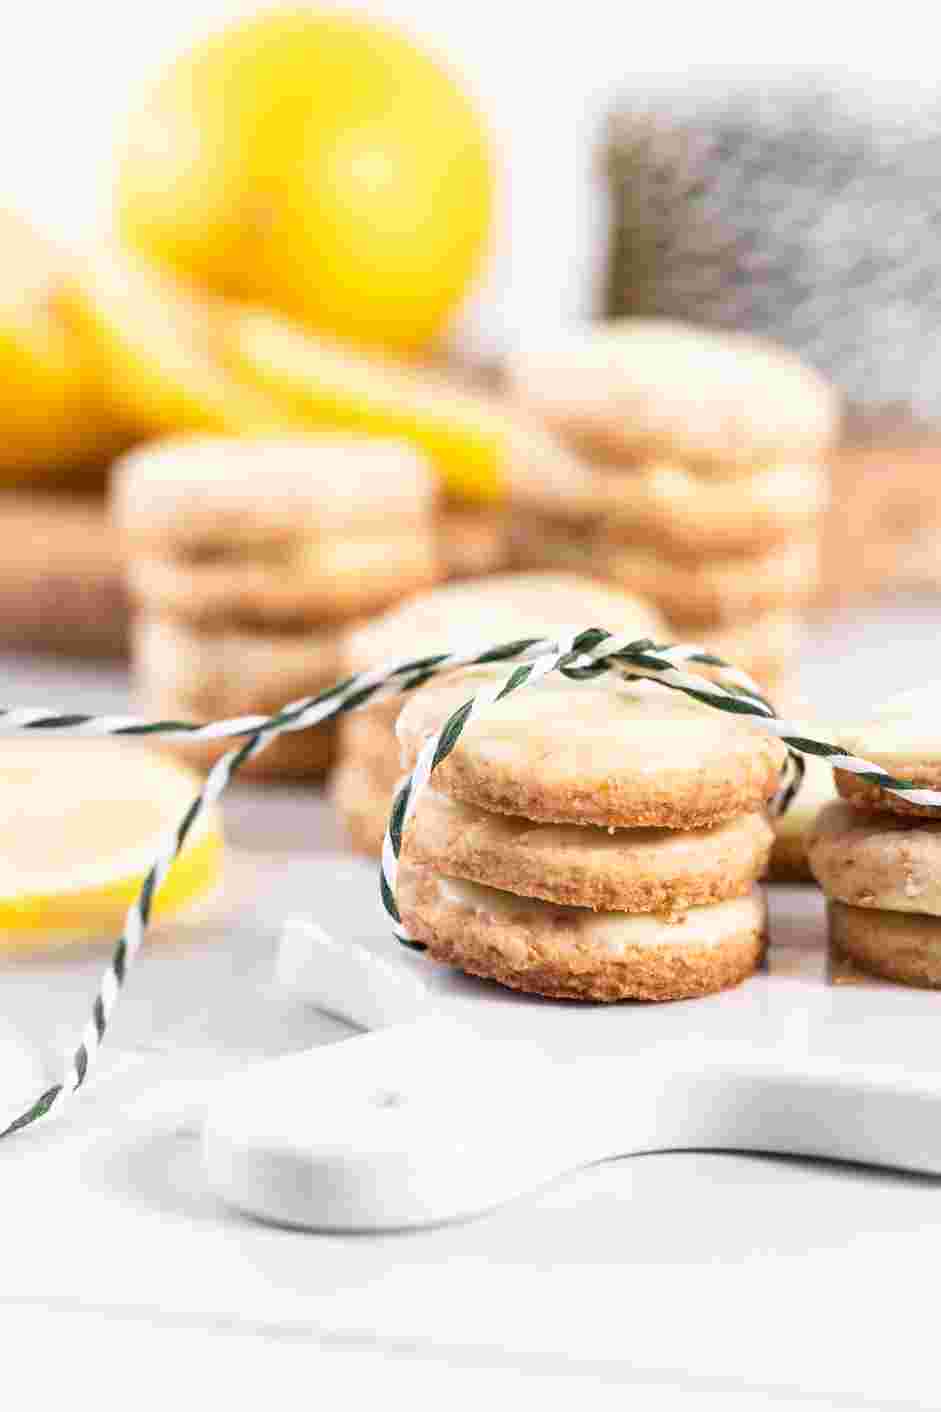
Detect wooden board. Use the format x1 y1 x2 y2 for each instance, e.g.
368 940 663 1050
0 491 127 657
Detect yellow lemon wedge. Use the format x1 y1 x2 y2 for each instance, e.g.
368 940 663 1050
0 739 222 948
0 211 126 485
53 247 298 440
223 306 511 504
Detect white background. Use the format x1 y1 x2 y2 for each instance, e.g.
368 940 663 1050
5 0 941 352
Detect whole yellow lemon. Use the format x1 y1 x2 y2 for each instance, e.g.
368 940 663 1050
115 8 494 354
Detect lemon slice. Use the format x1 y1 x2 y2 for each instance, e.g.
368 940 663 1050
223 306 510 504
0 211 126 484
0 739 222 948
53 247 297 439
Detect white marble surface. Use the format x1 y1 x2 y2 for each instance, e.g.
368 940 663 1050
2 600 941 1408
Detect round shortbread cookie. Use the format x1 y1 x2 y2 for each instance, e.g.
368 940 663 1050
335 569 665 858
404 787 773 912
835 689 941 816
768 749 836 882
396 668 786 829
134 616 344 718
508 319 838 475
331 756 398 858
513 525 819 627
398 864 766 1001
343 570 666 675
135 615 339 778
113 435 437 549
597 462 829 558
129 527 440 628
809 801 941 915
588 534 818 631
828 901 941 989
339 570 667 787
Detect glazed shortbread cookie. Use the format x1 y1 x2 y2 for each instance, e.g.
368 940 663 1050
115 435 440 626
134 616 344 717
509 320 838 474
769 750 837 881
404 787 773 912
343 570 666 675
809 802 941 915
396 669 786 829
596 462 828 557
114 435 437 549
835 692 941 817
135 617 337 777
128 530 439 628
515 524 818 627
398 864 767 1001
828 903 941 989
506 319 833 689
335 572 667 853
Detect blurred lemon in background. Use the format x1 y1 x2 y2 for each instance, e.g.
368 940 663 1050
54 248 511 503
55 247 297 438
0 211 126 485
223 306 508 503
115 7 494 355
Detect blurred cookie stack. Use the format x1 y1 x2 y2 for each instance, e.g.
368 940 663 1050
507 319 838 693
333 571 667 855
114 435 439 777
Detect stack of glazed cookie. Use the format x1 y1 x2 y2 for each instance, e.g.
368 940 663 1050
396 668 786 1001
114 435 439 777
333 571 667 856
507 319 839 692
809 689 941 987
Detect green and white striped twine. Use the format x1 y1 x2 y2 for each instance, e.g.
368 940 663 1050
1 626 938 1140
